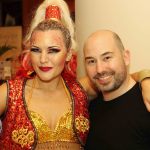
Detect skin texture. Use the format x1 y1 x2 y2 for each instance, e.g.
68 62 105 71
0 22 72 130
26 29 71 130
0 23 82 148
30 30 68 82
141 79 150 111
84 30 136 100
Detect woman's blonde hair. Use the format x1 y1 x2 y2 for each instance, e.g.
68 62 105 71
24 0 76 50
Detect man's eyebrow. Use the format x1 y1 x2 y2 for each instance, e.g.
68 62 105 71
101 51 113 56
85 52 113 61
85 56 94 60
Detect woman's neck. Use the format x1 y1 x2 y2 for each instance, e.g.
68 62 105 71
31 75 63 91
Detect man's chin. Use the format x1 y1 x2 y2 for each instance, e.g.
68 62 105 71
96 83 115 93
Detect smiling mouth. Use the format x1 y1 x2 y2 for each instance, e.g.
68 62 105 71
95 75 112 84
39 67 53 72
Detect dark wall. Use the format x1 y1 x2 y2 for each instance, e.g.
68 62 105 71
0 0 75 36
0 0 22 26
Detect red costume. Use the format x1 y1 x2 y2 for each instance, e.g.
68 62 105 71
0 71 89 149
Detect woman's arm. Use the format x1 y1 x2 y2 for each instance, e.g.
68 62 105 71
131 69 150 82
0 83 7 116
141 79 150 112
132 69 150 112
79 76 98 101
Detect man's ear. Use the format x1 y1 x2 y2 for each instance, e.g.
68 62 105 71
123 49 130 66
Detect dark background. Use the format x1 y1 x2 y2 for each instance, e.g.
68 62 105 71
0 0 75 36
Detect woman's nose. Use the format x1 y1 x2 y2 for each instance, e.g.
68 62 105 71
40 51 49 64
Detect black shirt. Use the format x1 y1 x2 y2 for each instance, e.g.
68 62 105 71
85 83 150 150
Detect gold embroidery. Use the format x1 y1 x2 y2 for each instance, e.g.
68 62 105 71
75 115 89 133
12 128 34 148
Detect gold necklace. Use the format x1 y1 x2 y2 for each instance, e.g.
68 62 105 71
27 77 71 107
61 78 71 105
27 77 36 107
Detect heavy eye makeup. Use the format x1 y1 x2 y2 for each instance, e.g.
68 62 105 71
47 47 61 53
30 46 61 53
30 47 41 53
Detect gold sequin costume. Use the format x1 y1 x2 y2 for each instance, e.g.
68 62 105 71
0 72 89 149
29 109 80 149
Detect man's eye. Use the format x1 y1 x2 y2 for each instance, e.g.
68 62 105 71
104 56 112 61
30 48 40 53
48 48 61 53
87 59 96 64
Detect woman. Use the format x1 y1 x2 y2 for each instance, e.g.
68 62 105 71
0 19 89 150
0 1 89 148
0 0 149 149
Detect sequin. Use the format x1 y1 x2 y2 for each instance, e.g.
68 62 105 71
0 79 35 149
0 74 89 148
29 109 78 143
75 115 89 133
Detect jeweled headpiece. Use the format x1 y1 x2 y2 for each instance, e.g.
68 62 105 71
45 5 61 21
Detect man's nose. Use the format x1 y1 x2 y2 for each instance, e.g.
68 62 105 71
96 61 106 73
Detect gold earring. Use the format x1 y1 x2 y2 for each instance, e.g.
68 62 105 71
66 52 72 61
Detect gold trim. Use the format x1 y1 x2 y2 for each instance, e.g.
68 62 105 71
12 128 34 148
75 115 89 133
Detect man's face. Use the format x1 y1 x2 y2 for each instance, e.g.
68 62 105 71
84 33 130 93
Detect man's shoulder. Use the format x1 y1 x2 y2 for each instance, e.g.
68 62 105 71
89 93 103 109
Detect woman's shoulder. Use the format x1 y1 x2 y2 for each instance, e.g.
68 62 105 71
0 82 8 116
0 79 20 99
0 81 7 91
0 78 27 116
8 77 26 85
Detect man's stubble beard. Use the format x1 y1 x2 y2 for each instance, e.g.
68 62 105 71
94 65 127 93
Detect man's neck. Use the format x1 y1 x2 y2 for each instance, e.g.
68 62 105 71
103 75 136 101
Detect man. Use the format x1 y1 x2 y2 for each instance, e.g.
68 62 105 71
84 30 150 150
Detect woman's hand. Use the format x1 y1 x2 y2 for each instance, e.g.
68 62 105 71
141 78 150 112
131 69 150 111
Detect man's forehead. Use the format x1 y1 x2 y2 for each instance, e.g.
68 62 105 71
86 34 115 49
84 47 114 58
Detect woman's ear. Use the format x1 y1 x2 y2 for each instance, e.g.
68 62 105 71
66 50 72 61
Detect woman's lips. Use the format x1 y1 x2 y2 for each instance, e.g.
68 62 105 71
39 67 53 72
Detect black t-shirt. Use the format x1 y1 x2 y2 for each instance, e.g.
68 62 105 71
85 83 150 150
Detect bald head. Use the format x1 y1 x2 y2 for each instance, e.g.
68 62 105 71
84 30 125 53
83 29 130 96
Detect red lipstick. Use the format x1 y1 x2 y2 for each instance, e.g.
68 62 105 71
39 67 53 72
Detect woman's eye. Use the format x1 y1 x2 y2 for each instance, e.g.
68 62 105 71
30 48 40 53
48 48 61 53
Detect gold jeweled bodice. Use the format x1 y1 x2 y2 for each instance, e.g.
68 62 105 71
29 109 78 144
0 76 89 149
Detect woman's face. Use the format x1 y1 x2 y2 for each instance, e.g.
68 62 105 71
30 30 68 81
